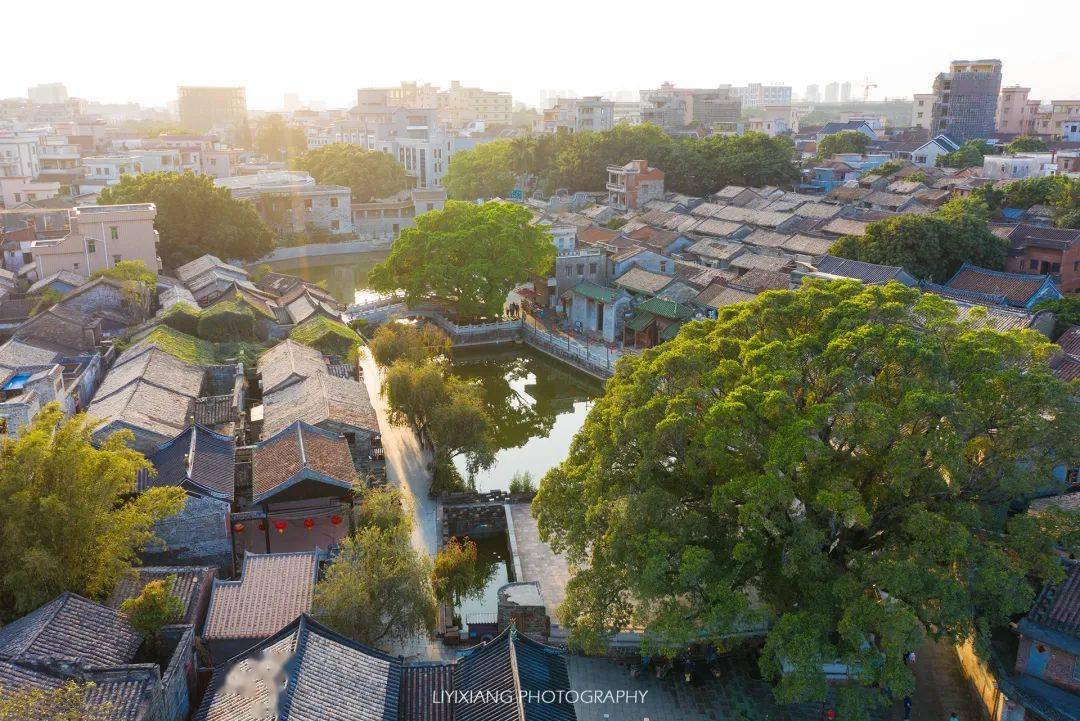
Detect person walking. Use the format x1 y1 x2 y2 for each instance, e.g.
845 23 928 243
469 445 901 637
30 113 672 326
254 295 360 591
903 696 912 720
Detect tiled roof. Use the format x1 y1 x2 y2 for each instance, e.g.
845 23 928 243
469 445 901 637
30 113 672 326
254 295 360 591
195 615 401 721
921 280 1009 307
567 281 621 304
734 268 791 292
1022 560 1080 645
742 230 790 249
253 422 358 503
865 190 909 209
713 185 748 200
792 202 841 220
626 225 679 252
944 264 1055 306
695 284 758 309
399 664 455 721
258 339 329 395
109 566 217 626
0 593 141 667
730 253 792 272
687 239 744 262
1050 354 1080 383
139 425 235 499
636 296 694 321
175 254 247 284
0 658 157 721
782 234 834 257
0 338 67 371
814 255 912 285
1007 224 1080 251
576 225 620 247
690 218 744 238
203 552 320 642
945 300 1040 333
690 202 724 218
261 372 379 439
1059 326 1080 357
820 217 871 237
27 270 84 294
613 267 673 295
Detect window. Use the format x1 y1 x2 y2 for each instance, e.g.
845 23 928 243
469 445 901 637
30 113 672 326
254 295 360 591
330 197 338 208
1029 259 1039 270
112 254 122 264
87 240 96 253
576 264 584 276
73 262 80 270
660 261 668 272
589 262 597 275
109 226 118 240
563 266 571 277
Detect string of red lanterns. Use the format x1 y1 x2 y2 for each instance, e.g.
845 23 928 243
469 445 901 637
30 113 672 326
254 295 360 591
233 516 342 534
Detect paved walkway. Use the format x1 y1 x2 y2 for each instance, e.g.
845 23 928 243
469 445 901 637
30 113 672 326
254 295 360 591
908 638 982 721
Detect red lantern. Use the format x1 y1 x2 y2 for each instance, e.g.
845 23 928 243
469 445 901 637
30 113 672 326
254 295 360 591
826 711 836 720
232 521 245 533
257 521 267 532
274 520 286 534
303 518 315 530
330 515 342 526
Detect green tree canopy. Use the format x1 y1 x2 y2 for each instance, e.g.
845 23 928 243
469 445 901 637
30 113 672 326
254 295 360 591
120 576 184 652
368 322 451 368
0 407 186 619
533 280 1078 717
1033 294 1080 339
1005 136 1048 154
432 537 495 605
444 141 518 201
830 207 1006 282
314 487 437 649
91 259 155 287
253 114 308 161
816 131 870 160
0 681 114 721
98 172 274 269
369 201 555 320
1002 176 1069 210
293 143 409 202
939 140 991 169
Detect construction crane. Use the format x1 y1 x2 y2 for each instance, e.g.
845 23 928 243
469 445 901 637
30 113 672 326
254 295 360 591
863 77 878 102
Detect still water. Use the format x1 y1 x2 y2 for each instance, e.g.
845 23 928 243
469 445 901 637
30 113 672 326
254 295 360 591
283 251 390 306
450 347 602 493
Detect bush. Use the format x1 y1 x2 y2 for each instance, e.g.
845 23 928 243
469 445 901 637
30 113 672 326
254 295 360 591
290 315 362 357
196 296 264 342
159 301 201 336
509 470 536 495
137 325 218 365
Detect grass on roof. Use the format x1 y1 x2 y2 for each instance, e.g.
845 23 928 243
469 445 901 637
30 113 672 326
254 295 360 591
139 325 219 365
290 315 361 356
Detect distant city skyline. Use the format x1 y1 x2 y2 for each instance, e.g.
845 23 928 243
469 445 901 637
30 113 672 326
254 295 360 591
2 1 1078 112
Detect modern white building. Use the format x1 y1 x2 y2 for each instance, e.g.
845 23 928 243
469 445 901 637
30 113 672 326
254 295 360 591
351 187 446 240
0 136 41 178
0 177 61 208
981 153 1056 180
733 84 792 109
537 96 615 134
215 171 352 235
27 83 69 105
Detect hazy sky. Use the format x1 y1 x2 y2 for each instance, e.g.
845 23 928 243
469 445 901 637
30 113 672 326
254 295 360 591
4 0 1078 110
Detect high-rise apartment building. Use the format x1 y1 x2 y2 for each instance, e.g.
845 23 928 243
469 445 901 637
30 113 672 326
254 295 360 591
805 85 821 104
640 83 741 131
28 83 68 105
177 86 248 134
732 83 791 109
824 82 839 104
929 60 1002 139
355 81 511 129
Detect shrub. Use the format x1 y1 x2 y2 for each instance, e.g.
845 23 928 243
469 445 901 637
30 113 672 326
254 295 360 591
509 470 536 495
290 316 362 358
159 301 201 336
197 296 264 342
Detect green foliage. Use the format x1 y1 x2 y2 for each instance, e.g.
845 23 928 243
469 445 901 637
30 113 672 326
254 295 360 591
136 325 219 365
369 201 555 320
444 125 798 200
830 206 1006 282
509 470 537 495
816 131 870 159
91 259 155 287
130 121 196 139
906 171 929 184
158 301 201 336
293 143 409 202
1058 209 1080 229
32 287 63 309
314 487 437 649
0 680 114 721
1005 136 1048 154
97 171 274 269
347 317 371 337
532 280 1079 715
1033 295 1080 339
432 537 495 605
196 296 264 342
368 322 451 368
250 263 272 282
289 316 362 357
0 407 186 620
120 576 184 649
939 140 991 169
253 114 307 161
865 160 905 177
1002 176 1070 210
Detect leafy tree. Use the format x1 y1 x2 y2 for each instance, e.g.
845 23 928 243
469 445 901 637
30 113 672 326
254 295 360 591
253 114 307 161
368 322 451 368
866 160 905 177
369 201 555 320
1058 209 1080 230
293 143 409 202
533 280 1079 717
0 681 113 721
98 172 273 269
314 487 436 648
120 576 184 652
1033 295 1080 339
432 537 494 605
1002 176 1069 210
509 470 536 495
444 141 517 200
1005 136 1048 154
906 171 929 184
0 407 185 619
91 259 155 287
831 209 1006 282
936 196 991 224
816 131 870 160
939 140 990 169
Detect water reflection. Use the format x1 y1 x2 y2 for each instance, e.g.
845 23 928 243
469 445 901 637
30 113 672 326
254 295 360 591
450 347 601 492
453 535 510 629
273 251 390 305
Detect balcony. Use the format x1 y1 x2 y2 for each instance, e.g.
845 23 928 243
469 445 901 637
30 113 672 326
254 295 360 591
605 181 625 193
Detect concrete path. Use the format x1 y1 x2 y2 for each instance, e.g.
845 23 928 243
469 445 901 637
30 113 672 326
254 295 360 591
359 350 439 557
907 638 982 721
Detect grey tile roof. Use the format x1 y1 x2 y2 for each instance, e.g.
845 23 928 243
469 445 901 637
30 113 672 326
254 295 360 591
261 372 379 439
252 421 358 504
203 552 319 642
109 566 217 627
139 425 235 499
0 658 157 721
195 614 401 721
175 255 247 284
814 255 914 285
0 592 141 667
258 339 329 395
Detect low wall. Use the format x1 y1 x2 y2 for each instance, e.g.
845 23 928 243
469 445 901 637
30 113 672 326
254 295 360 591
954 638 1004 721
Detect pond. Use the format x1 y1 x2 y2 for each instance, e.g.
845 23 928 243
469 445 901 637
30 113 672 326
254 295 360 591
281 250 390 305
452 534 511 631
449 346 602 493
